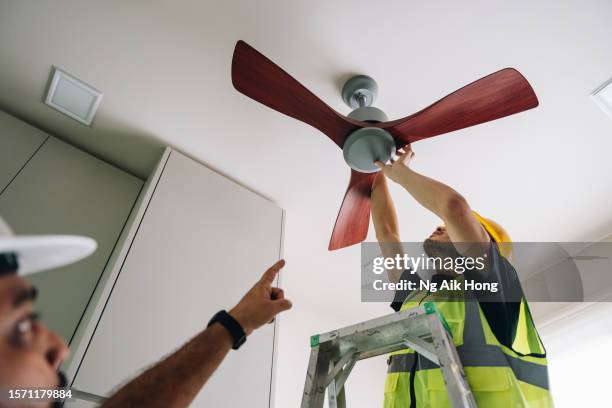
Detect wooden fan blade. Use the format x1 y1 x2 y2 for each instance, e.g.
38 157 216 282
328 170 376 251
380 68 539 144
232 40 360 147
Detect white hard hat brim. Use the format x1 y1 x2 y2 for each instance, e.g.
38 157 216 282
0 235 97 275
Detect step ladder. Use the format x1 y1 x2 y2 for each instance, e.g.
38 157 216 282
301 302 477 408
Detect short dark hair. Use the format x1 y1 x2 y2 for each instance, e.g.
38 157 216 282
0 252 19 276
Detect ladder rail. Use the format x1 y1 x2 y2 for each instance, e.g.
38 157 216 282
301 343 329 408
427 313 478 407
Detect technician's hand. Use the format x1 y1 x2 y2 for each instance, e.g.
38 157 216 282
374 144 415 184
229 260 292 335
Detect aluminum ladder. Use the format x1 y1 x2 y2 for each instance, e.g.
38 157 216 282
300 302 478 408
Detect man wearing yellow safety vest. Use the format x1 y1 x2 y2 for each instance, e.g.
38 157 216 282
372 145 553 407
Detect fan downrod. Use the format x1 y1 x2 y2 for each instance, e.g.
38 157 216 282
342 75 379 109
341 75 394 173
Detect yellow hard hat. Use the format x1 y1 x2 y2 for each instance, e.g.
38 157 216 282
472 211 513 259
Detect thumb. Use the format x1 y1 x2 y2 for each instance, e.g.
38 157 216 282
374 161 385 169
273 298 293 313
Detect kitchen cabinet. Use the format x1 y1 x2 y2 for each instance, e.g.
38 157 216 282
0 110 47 192
0 110 143 343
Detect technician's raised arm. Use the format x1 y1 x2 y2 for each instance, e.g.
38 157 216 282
375 145 490 255
371 172 405 284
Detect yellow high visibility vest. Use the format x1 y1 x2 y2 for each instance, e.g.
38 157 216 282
384 285 554 407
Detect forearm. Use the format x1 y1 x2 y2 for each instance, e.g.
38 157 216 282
101 323 233 408
371 175 405 283
371 175 400 241
377 145 489 249
393 167 465 222
395 166 489 251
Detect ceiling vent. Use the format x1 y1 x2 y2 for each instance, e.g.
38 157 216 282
592 77 612 120
45 67 102 126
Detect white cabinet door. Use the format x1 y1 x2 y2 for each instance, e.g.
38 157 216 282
0 136 143 342
0 109 47 192
73 150 283 407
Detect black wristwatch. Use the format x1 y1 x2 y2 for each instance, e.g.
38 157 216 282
207 310 247 350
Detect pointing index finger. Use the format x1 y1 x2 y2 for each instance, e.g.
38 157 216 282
259 259 285 286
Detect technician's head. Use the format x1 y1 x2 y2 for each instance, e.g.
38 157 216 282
423 225 462 276
0 217 96 408
423 225 458 255
422 213 513 275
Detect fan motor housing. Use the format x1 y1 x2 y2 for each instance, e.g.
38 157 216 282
342 128 395 173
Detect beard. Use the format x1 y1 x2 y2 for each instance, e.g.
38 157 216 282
423 238 460 259
423 239 462 276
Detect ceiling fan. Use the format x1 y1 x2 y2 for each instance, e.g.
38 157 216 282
231 40 539 251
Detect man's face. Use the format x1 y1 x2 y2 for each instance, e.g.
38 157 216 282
423 226 460 276
0 275 68 407
425 225 450 245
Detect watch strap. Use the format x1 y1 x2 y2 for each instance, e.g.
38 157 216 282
207 310 247 350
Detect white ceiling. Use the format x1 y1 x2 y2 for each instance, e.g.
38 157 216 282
1 0 611 239
1 1 612 405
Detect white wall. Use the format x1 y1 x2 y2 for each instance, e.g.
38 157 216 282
540 302 612 407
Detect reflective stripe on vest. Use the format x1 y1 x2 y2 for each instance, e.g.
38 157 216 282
388 295 549 390
387 345 549 390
